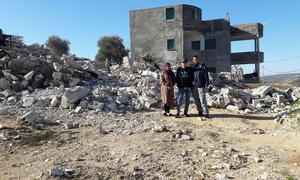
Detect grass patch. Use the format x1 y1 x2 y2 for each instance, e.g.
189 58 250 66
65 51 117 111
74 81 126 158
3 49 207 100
22 131 58 146
286 175 297 180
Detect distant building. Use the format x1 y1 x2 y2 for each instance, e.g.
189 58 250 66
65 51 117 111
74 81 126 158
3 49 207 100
130 4 263 81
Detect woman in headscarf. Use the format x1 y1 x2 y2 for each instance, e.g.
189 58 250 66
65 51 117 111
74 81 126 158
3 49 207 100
160 63 176 116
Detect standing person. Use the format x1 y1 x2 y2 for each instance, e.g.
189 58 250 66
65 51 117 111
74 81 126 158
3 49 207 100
175 58 194 118
192 55 210 118
160 63 176 116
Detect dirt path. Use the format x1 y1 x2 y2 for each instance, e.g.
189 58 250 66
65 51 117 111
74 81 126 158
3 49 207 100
0 108 299 179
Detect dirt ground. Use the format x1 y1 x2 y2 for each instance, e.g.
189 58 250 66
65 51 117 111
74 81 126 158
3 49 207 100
0 108 299 180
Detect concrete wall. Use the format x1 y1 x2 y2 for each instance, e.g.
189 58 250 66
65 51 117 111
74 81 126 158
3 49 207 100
201 19 231 72
130 5 184 65
183 30 205 62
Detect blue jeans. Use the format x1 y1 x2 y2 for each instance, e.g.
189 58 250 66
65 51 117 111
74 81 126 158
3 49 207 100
198 88 209 115
176 87 191 115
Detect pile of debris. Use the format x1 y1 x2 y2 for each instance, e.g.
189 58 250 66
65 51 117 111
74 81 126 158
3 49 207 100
207 73 300 115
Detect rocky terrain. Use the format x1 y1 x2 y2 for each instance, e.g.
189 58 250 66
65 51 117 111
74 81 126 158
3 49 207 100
0 40 300 179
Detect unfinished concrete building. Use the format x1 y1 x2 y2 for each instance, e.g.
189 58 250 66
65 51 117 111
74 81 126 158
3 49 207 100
130 4 264 81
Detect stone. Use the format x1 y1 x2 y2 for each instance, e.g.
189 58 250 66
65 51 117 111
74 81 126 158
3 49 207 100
116 96 130 105
145 98 159 108
78 100 88 109
276 94 285 105
252 86 273 98
259 172 268 180
122 56 131 69
64 169 75 177
0 78 11 90
50 167 64 177
21 80 29 88
50 96 61 107
74 106 81 113
52 72 63 82
69 78 80 87
64 122 79 129
2 70 18 81
141 69 158 78
19 112 58 126
61 96 71 109
32 74 44 89
180 134 192 141
254 157 263 163
24 71 34 81
22 96 35 108
152 124 167 133
226 105 239 113
7 96 17 104
62 86 90 104
0 89 13 98
215 173 228 180
88 102 105 111
53 62 63 72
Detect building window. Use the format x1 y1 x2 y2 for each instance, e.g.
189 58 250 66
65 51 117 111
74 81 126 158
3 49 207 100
191 41 201 50
167 39 175 50
166 8 175 20
205 39 216 50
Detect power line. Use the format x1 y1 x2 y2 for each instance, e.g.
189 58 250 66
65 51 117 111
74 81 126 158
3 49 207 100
263 67 300 74
264 55 300 64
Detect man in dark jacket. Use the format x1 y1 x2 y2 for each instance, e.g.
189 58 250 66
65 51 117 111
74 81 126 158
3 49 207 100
191 55 210 118
175 58 194 118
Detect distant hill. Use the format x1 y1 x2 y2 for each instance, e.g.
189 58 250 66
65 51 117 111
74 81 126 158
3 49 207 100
262 73 300 86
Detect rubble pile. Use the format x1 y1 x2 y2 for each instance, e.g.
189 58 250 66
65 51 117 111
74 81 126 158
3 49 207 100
207 74 300 115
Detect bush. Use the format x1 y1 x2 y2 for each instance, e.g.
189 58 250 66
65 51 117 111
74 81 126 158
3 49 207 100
95 36 129 64
46 35 70 57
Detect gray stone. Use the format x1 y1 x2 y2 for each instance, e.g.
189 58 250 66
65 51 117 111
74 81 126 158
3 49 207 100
20 112 59 126
276 94 285 105
226 105 239 113
78 100 88 109
0 89 13 98
64 122 79 129
252 86 273 98
68 78 80 87
74 106 81 113
2 70 18 81
22 96 35 108
50 96 61 107
0 78 11 90
7 96 17 104
52 72 63 82
53 62 63 72
50 167 64 177
61 96 71 109
116 96 130 105
180 134 192 141
21 80 29 88
145 98 159 108
62 86 90 104
24 71 34 81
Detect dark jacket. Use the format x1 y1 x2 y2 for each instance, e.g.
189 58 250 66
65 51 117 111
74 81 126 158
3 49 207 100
191 63 209 88
176 67 194 88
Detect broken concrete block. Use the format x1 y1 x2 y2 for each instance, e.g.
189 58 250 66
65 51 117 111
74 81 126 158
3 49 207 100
74 106 81 113
24 71 34 81
61 96 71 109
50 167 64 177
19 112 58 126
252 86 273 98
64 122 79 129
116 96 129 105
122 56 131 69
22 96 35 108
0 78 11 90
0 89 13 98
145 98 159 108
62 86 90 104
276 95 285 105
2 70 18 81
68 78 80 87
53 62 63 72
226 105 240 113
52 72 63 82
50 96 61 107
21 80 29 88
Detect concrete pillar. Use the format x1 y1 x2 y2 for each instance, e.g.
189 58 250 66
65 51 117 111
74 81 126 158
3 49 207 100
254 37 260 82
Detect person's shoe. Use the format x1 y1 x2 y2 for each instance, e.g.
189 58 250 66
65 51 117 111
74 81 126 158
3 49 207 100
167 113 173 116
162 112 168 116
183 114 190 117
204 114 211 119
175 114 181 118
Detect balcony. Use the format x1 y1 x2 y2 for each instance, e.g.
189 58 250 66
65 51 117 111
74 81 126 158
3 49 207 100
231 23 263 41
231 51 264 65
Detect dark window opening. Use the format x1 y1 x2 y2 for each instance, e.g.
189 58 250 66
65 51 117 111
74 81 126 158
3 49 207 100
166 8 175 20
167 39 175 50
191 41 201 50
192 9 197 19
205 39 216 50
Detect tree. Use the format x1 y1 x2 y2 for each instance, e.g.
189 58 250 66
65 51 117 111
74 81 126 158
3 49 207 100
46 35 70 57
95 36 129 64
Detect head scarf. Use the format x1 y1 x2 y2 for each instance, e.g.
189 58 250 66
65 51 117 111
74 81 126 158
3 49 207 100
163 63 175 80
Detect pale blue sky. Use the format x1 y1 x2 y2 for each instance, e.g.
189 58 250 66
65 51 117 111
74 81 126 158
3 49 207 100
1 0 300 75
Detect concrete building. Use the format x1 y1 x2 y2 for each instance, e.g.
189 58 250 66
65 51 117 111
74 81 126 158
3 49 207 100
130 4 264 80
